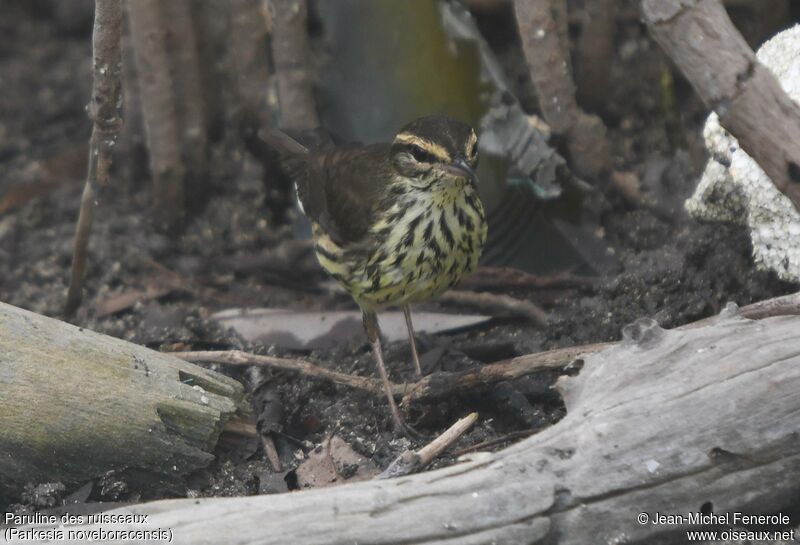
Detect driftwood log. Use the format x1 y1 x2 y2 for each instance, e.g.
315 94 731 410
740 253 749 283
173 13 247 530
0 302 247 505
15 307 800 544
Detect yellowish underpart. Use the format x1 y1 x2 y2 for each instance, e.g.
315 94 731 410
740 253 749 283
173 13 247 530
312 178 487 311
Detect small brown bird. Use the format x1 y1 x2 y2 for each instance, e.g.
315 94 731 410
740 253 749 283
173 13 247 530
266 115 487 431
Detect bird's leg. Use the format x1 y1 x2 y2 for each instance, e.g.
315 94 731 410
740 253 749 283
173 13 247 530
362 309 405 431
402 304 423 380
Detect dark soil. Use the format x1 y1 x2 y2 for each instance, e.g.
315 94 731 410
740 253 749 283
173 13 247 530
1 1 795 513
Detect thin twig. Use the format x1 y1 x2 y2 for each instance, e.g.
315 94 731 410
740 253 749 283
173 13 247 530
169 342 604 404
378 412 479 479
65 0 123 317
172 350 396 395
440 290 548 326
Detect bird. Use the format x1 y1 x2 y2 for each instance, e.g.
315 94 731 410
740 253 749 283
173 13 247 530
264 115 487 432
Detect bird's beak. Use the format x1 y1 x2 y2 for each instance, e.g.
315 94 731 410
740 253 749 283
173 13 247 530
443 157 478 184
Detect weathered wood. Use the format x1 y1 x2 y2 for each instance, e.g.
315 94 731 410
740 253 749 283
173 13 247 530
0 302 246 505
20 308 800 544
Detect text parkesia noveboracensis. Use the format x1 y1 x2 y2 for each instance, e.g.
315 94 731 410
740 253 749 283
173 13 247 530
266 115 487 431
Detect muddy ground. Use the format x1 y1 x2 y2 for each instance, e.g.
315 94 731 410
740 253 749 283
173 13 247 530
1 1 796 512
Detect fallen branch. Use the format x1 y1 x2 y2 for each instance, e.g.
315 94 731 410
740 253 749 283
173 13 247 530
173 350 393 396
64 0 123 316
641 0 800 212
172 342 608 405
378 412 478 479
26 309 800 543
0 302 247 505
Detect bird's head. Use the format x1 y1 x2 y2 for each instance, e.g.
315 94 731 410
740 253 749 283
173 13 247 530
389 115 478 189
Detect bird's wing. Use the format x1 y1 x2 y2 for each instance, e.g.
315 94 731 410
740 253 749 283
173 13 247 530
312 143 392 246
262 129 392 246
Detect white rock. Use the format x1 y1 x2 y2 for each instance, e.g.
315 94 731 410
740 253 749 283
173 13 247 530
686 25 800 282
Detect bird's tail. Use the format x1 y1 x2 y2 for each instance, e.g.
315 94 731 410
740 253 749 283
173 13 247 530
259 128 310 157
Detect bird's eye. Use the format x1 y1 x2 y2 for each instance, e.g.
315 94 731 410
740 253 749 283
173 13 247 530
409 145 436 163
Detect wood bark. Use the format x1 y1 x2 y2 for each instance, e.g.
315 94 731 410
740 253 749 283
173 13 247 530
642 0 800 212
65 0 123 317
0 303 246 505
19 309 800 544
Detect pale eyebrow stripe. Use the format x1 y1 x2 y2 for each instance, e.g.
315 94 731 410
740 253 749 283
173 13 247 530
395 133 451 162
